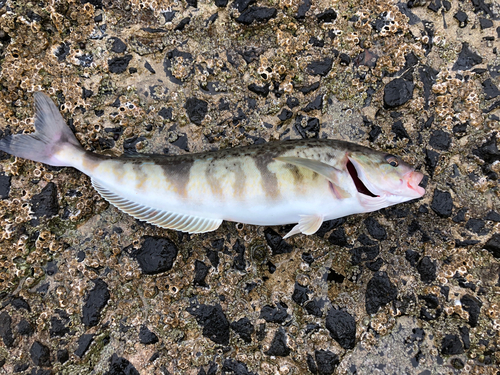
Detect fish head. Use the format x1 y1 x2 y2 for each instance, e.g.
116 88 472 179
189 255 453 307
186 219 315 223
346 150 425 209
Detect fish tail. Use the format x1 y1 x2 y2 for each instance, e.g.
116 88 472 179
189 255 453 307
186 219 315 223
0 92 83 167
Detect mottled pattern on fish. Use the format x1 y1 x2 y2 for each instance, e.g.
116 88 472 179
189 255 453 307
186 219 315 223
0 93 426 237
78 140 357 201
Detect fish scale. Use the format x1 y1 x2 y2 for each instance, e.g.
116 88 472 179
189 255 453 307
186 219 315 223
0 93 425 237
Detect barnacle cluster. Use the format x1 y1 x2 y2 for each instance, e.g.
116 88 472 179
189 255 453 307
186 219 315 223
432 70 483 128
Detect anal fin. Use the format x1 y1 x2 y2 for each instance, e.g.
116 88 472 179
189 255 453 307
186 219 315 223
92 179 222 233
283 214 324 239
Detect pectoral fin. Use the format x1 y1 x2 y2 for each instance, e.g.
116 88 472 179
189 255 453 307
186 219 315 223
283 214 325 239
274 156 350 198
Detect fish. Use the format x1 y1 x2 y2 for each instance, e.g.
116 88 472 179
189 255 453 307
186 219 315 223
0 92 425 238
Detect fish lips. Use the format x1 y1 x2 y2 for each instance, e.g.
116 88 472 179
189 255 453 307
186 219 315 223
347 157 426 199
404 170 426 197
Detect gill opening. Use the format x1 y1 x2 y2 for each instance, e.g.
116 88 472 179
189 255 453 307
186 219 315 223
346 159 378 197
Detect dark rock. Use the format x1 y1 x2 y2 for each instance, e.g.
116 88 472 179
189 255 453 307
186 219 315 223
441 334 464 355
174 17 191 31
194 260 209 287
351 246 379 265
364 217 387 240
304 298 325 317
144 61 155 74
405 250 420 267
265 327 290 356
465 218 487 235
452 123 467 136
431 189 453 217
185 98 208 125
232 0 254 12
75 333 94 358
482 78 500 100
325 268 345 283
425 148 439 177
158 107 173 120
420 294 439 309
383 78 414 108
278 108 293 121
453 10 469 29
484 233 500 258
31 182 59 218
307 58 333 76
248 83 270 97
108 55 133 74
0 311 14 347
55 42 70 61
292 282 311 306
187 303 230 345
315 349 339 375
366 258 383 271
104 354 140 375
391 120 412 143
452 207 467 222
233 239 246 271
365 271 398 314
307 353 318 374
309 36 324 48
82 278 110 327
230 317 254 343
109 37 127 53
315 217 345 237
264 228 293 255
294 115 320 139
303 94 323 112
222 358 256 375
171 133 189 152
479 17 493 29
473 133 499 167
459 326 470 349
328 227 348 247
325 308 356 349
419 66 438 109
259 302 289 323
486 210 500 222
17 319 34 336
133 236 178 275
417 256 437 283
50 316 70 337
13 363 29 372
317 9 337 23
30 341 51 367
235 7 277 25
295 0 311 20
0 172 11 198
139 325 159 345
286 96 299 108
339 53 351 66
452 43 482 71
460 295 481 327
57 349 69 364
368 124 382 142
302 253 314 264
429 130 451 150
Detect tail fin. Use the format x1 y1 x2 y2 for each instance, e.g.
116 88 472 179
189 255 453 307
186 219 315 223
0 92 83 167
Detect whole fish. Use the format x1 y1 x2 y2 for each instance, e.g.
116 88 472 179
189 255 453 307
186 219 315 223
0 93 425 238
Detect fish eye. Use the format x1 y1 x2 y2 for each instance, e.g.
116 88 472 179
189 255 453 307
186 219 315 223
385 154 399 167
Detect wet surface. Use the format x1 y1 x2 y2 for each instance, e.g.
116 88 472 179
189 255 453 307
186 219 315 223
0 0 499 374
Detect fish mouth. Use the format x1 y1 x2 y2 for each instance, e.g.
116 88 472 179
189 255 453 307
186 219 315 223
346 159 379 197
405 171 426 197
